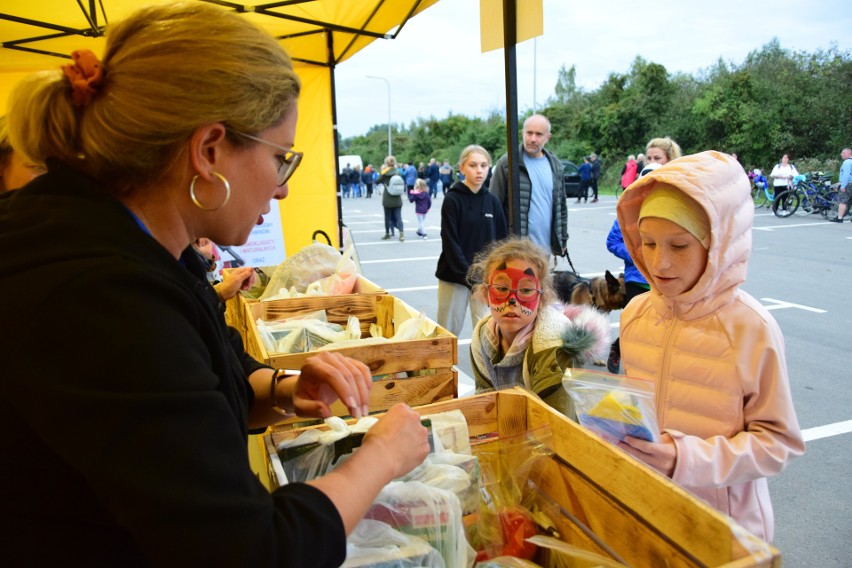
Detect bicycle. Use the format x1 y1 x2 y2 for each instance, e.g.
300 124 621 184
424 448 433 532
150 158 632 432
748 169 775 208
790 172 839 219
772 187 799 217
751 179 775 208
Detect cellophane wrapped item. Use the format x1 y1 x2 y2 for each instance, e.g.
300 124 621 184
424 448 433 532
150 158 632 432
256 313 361 355
343 519 445 568
259 242 358 301
364 480 473 568
561 369 660 445
470 426 554 563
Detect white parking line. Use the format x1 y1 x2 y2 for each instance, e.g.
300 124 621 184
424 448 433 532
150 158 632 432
385 285 438 292
802 420 852 442
760 298 827 313
356 239 435 246
753 221 836 230
361 257 439 265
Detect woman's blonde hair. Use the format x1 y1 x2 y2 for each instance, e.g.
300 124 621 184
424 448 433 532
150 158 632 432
645 137 682 162
458 145 491 168
468 237 555 305
0 116 11 171
6 2 300 193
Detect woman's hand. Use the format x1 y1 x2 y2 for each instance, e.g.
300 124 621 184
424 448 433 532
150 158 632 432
290 351 372 419
214 267 256 301
618 432 677 477
360 403 431 479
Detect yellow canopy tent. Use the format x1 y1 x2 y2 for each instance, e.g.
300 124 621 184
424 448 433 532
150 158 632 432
0 0 439 254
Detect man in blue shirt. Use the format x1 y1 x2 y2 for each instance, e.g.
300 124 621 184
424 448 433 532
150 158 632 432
831 147 852 223
490 114 567 257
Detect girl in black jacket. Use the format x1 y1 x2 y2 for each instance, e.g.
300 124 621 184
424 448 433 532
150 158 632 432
435 145 508 336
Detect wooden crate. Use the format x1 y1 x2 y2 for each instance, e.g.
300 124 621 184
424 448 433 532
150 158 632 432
244 294 458 423
265 389 779 568
225 274 385 343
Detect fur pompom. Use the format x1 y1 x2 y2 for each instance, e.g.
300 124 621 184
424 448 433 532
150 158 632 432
558 304 611 363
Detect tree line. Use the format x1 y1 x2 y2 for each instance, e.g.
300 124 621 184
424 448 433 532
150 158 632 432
339 39 851 187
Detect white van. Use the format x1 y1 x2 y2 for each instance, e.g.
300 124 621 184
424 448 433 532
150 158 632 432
338 154 363 173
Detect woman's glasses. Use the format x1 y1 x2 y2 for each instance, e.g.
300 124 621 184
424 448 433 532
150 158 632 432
231 130 303 186
486 284 542 302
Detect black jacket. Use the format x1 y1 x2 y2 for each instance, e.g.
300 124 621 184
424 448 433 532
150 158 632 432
490 145 567 256
0 161 345 566
435 181 508 286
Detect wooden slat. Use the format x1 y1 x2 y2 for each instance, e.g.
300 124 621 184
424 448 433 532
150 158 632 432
263 336 456 375
270 369 458 427
261 389 779 567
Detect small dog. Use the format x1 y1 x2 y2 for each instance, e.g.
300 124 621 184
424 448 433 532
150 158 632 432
552 269 626 366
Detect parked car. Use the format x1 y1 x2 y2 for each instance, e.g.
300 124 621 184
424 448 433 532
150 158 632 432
560 159 582 198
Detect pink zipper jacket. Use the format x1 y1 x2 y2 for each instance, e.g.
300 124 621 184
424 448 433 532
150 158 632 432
616 151 805 542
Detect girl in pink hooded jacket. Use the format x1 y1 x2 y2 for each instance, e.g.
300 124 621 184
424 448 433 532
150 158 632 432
615 150 804 542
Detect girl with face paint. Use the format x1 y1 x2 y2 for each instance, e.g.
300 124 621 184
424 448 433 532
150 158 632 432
467 238 610 420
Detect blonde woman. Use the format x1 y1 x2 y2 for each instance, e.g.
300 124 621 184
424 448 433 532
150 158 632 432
0 115 45 191
0 4 429 565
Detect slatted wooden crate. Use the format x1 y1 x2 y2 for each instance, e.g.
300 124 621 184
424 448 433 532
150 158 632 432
265 389 779 568
225 273 385 343
243 294 457 424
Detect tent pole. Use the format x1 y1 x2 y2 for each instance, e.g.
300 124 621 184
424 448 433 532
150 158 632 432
503 0 521 236
326 29 345 253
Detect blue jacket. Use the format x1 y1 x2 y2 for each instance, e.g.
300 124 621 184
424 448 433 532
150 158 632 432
404 165 418 187
579 162 592 181
606 219 647 286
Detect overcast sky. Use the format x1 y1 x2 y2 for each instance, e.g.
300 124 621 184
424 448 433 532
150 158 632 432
333 0 850 138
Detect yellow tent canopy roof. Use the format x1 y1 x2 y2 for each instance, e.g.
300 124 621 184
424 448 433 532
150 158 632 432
0 1 440 255
0 0 439 71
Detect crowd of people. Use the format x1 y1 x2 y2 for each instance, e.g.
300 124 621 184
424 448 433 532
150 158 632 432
340 157 458 200
0 3 827 561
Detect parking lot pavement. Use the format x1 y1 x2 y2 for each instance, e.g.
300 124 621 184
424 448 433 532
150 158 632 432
343 192 852 567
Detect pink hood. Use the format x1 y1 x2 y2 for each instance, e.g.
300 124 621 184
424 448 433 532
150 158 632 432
617 150 753 320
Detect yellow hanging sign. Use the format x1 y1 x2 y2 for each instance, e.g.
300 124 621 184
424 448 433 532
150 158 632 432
480 0 544 53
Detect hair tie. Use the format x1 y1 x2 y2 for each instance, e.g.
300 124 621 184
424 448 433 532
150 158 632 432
61 49 104 107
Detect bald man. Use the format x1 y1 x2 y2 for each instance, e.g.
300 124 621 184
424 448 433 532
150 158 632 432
490 114 567 256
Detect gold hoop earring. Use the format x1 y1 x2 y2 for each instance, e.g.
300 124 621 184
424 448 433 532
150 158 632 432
189 172 231 211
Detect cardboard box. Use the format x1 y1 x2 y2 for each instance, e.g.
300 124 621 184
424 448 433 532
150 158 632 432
265 389 779 568
244 294 458 425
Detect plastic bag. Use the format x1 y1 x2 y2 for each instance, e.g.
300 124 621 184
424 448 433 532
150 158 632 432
365 480 474 568
276 416 379 482
259 242 358 301
390 311 438 341
475 558 541 568
562 369 660 445
525 535 627 568
471 427 554 562
257 314 361 354
344 519 445 567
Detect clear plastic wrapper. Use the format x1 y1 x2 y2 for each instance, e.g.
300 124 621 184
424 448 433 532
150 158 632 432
475 557 541 567
364 480 474 568
562 369 660 444
526 535 627 567
259 242 357 301
471 427 554 562
344 519 445 568
256 313 361 354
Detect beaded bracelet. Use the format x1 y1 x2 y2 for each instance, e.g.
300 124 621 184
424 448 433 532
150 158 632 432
270 368 300 416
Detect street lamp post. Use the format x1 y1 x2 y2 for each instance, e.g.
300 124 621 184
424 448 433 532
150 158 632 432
366 75 392 157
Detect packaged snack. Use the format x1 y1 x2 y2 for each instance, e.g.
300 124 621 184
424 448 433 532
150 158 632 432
562 369 660 445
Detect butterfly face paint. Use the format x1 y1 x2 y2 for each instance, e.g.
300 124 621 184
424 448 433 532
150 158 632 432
488 264 541 315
